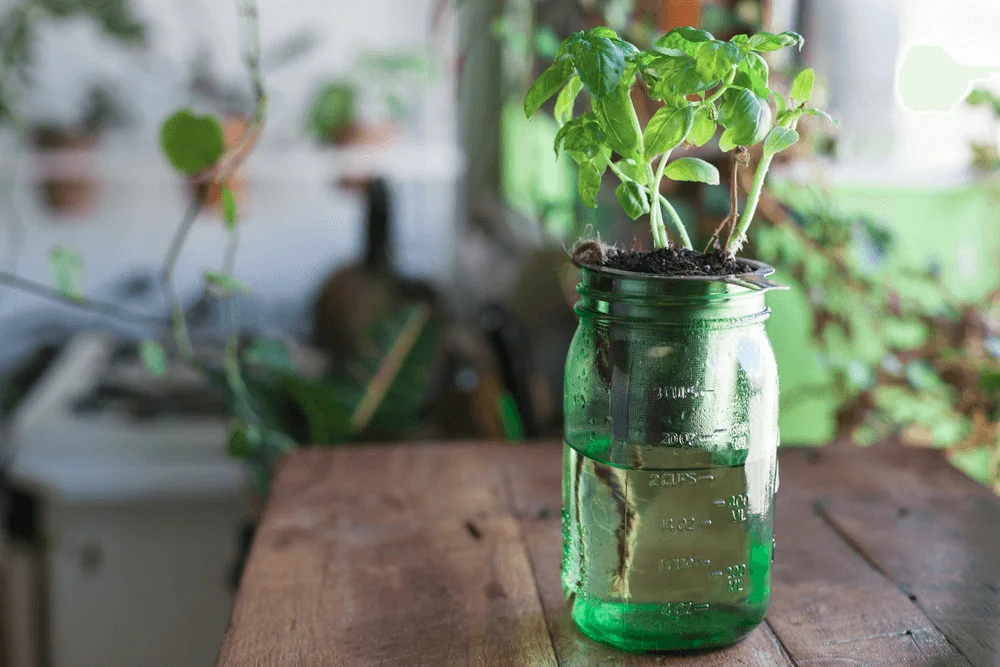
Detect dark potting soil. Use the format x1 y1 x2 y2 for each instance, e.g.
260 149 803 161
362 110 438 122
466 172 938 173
571 241 754 277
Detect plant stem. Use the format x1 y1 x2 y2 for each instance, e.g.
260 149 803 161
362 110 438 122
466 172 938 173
651 152 694 250
608 160 691 249
703 67 737 106
660 195 692 249
0 271 162 325
644 163 666 248
726 152 773 253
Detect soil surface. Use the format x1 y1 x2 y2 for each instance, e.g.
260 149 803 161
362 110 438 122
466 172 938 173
571 241 755 277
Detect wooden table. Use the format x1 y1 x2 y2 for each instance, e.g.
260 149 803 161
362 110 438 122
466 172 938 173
218 443 1000 666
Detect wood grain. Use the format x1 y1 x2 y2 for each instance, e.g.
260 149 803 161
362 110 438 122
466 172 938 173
219 442 1000 666
768 488 967 665
217 444 554 666
781 447 1000 666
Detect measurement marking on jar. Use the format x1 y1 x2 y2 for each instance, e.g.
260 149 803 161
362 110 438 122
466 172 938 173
727 493 749 523
699 520 712 528
661 601 710 616
697 474 714 481
661 431 697 446
658 557 714 573
654 386 713 400
649 471 700 487
709 571 725 577
725 563 748 593
712 499 727 506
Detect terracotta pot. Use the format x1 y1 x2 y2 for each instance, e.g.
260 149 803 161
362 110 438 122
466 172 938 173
190 114 249 217
32 128 101 217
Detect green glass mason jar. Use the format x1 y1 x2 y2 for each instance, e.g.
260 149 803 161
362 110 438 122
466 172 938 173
562 260 783 653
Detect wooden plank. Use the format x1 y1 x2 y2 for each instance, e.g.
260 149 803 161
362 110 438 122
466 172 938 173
264 443 513 527
767 487 968 665
782 446 1000 666
506 446 793 666
218 444 555 666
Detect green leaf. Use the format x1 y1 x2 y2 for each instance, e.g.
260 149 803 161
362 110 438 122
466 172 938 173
718 128 738 152
615 180 650 219
735 51 769 99
717 86 771 146
642 104 694 158
554 75 583 126
204 271 250 297
48 246 83 299
221 187 238 229
655 27 713 56
577 157 606 208
694 40 742 84
554 112 605 159
772 90 787 117
729 33 751 54
806 107 839 126
139 340 168 377
524 56 574 117
790 68 815 105
748 31 804 52
565 29 637 97
644 52 716 96
592 88 641 157
763 126 799 156
160 109 224 176
688 106 717 147
613 158 648 184
663 157 720 184
306 83 355 142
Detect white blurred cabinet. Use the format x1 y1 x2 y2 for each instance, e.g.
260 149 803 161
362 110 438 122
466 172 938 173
2 335 248 667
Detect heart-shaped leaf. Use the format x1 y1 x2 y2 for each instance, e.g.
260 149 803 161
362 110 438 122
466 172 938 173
160 109 224 176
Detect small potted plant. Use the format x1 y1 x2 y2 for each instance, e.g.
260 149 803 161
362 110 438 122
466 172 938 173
306 50 432 149
32 84 131 216
524 26 832 652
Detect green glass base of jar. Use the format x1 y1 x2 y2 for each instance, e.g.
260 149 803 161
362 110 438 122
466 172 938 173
569 597 766 653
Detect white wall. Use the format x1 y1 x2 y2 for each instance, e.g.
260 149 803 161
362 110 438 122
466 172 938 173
803 0 1000 182
0 0 462 367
